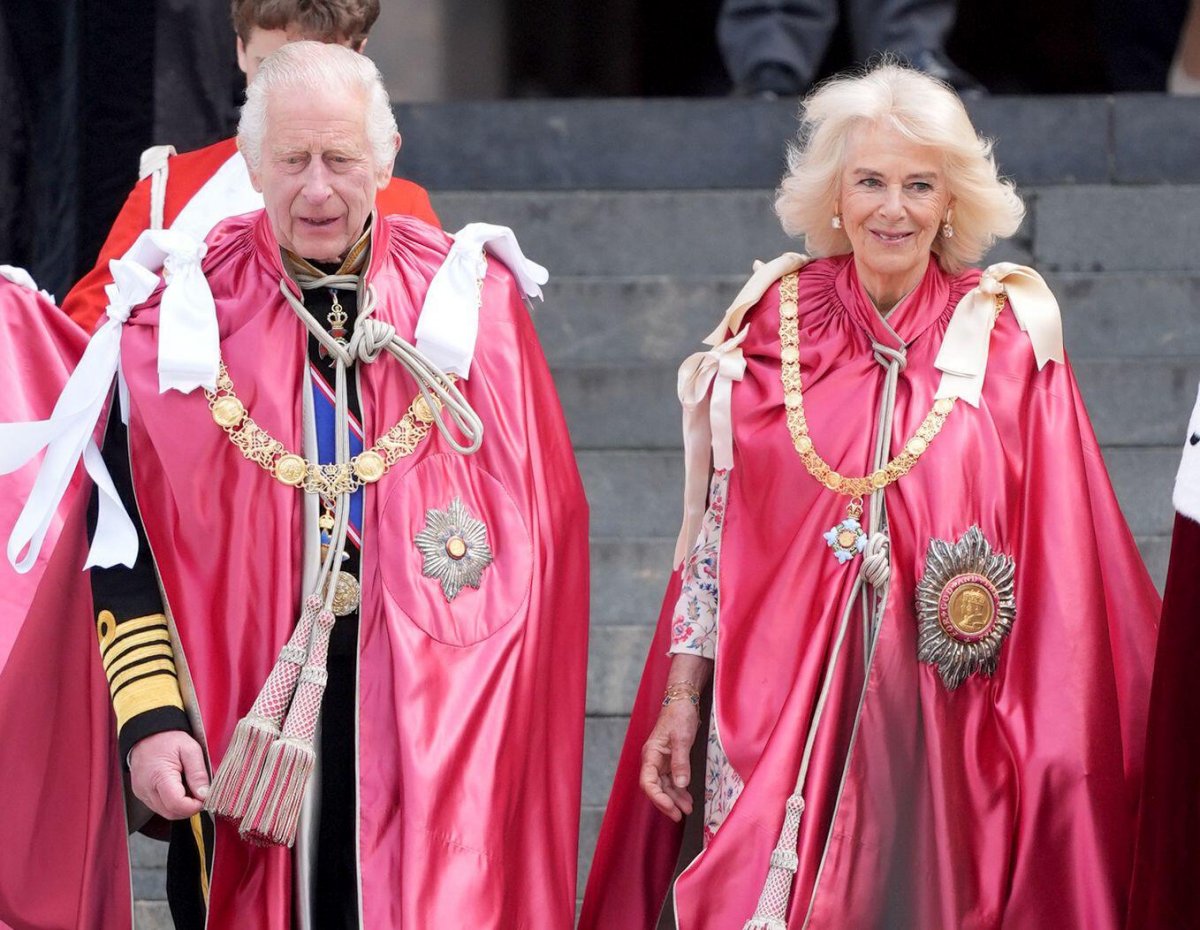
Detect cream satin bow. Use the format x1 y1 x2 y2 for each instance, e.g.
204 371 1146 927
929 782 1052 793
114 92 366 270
935 263 1064 407
673 252 811 568
674 327 749 567
0 256 160 572
703 252 809 347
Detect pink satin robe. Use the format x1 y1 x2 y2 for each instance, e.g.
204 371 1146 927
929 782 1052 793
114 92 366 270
0 212 589 929
582 254 1159 930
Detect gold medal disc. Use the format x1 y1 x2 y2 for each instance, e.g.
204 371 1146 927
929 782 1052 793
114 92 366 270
274 454 308 486
212 396 247 429
353 450 386 484
946 582 996 636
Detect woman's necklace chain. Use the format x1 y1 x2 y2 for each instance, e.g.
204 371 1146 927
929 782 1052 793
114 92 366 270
777 270 1004 562
205 360 445 501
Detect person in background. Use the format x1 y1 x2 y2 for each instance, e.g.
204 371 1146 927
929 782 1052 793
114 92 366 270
1126 388 1200 926
717 0 980 97
1169 0 1200 92
61 0 438 333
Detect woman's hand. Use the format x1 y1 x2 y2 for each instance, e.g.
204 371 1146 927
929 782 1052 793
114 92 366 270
639 697 701 822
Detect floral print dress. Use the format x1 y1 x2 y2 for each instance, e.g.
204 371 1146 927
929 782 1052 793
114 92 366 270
668 470 744 845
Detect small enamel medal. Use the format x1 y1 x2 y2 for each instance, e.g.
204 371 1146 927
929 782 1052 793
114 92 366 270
823 497 868 564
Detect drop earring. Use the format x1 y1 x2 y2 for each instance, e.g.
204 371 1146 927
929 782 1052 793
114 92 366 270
942 210 954 239
831 214 843 229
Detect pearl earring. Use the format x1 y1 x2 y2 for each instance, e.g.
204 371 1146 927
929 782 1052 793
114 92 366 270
831 214 842 229
942 211 954 239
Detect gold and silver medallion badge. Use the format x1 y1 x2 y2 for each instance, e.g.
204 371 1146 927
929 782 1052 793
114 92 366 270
915 526 1016 690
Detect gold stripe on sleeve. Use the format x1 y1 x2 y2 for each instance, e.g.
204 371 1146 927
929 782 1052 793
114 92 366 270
95 611 186 732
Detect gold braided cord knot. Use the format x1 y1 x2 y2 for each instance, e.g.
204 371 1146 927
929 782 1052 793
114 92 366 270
777 271 1005 496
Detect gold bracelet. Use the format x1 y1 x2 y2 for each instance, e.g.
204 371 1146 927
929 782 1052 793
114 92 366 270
662 682 700 707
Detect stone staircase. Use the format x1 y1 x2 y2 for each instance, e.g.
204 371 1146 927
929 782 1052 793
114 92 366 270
131 95 1200 926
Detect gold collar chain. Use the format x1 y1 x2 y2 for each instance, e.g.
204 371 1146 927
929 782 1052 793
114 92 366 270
205 360 445 500
777 270 1004 562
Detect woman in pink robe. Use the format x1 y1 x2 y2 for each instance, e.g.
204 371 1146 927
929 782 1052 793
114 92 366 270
581 63 1159 930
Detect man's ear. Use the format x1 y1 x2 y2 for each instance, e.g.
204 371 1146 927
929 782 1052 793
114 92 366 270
236 36 250 76
238 139 264 193
377 132 401 189
353 37 368 54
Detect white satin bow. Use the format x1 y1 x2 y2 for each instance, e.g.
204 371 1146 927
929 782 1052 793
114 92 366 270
0 223 221 572
0 256 160 572
124 229 218 392
935 263 1064 406
0 265 54 303
415 223 549 378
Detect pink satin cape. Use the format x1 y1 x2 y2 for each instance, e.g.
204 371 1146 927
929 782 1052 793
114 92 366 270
0 212 589 929
581 254 1158 930
0 285 130 930
0 282 87 672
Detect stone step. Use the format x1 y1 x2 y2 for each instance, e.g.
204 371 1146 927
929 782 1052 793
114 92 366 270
552 358 1200 451
396 96 1200 191
577 447 1179 540
431 189 1032 277
589 538 676 627
529 273 1200 366
434 186 1200 275
134 902 173 930
1036 187 1200 273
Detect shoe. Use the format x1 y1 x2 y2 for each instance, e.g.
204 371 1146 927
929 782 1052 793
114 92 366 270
741 62 806 99
1170 57 1200 95
907 49 986 96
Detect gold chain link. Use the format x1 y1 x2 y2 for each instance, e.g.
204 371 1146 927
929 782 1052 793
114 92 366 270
205 361 443 498
777 271 1005 496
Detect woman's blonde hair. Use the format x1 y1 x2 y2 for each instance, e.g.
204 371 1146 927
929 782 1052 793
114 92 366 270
774 62 1025 273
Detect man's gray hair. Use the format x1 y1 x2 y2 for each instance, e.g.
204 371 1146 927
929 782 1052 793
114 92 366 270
238 41 398 173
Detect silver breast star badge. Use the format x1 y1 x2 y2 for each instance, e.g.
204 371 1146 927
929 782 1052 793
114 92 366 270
414 497 494 602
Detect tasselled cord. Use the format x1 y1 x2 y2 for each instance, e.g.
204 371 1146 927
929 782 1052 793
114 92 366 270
280 274 484 455
775 338 905 808
858 341 904 661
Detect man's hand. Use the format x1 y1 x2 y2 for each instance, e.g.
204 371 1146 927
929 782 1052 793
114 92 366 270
129 730 210 820
639 699 700 822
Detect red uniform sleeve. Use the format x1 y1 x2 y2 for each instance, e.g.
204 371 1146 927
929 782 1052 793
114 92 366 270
60 177 154 332
379 178 440 227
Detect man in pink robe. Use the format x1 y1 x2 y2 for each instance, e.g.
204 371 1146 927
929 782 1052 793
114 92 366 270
0 42 587 930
